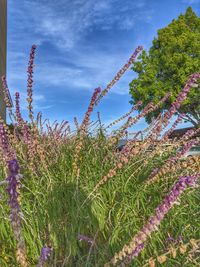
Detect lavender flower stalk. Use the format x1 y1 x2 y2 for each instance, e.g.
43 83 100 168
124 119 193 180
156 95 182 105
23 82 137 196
27 44 37 122
74 117 79 131
6 159 28 267
106 173 200 266
162 73 200 127
37 246 52 267
96 46 143 104
147 73 200 141
1 76 14 121
80 87 101 133
105 101 142 130
0 122 15 160
15 92 24 126
162 113 184 141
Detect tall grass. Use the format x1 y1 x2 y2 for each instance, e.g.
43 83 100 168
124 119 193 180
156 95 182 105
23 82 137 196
0 45 199 267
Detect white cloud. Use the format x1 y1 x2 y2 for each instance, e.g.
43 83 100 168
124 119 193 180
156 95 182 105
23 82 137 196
32 47 138 95
9 0 151 51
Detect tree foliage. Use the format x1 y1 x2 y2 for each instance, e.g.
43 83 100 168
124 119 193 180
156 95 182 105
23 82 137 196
129 7 200 127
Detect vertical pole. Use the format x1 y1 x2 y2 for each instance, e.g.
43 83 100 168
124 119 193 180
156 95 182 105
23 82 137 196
0 0 7 122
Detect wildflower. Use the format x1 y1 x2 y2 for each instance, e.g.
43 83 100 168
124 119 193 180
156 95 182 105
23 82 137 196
37 246 52 267
6 159 28 267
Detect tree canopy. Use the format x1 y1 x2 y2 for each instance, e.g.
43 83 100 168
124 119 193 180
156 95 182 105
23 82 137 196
129 7 200 127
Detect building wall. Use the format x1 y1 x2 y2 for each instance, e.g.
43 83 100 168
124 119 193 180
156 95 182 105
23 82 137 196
0 0 7 121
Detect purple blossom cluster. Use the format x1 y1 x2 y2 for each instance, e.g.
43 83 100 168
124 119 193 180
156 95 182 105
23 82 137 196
37 246 52 267
22 123 31 144
6 159 28 267
6 159 21 223
108 173 200 266
122 243 145 267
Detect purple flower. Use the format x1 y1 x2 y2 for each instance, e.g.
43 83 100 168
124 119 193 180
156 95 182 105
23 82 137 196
122 243 145 266
6 159 28 266
37 246 52 267
167 235 174 242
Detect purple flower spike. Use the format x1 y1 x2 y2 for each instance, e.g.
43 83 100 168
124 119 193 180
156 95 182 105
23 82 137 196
37 246 52 267
167 235 174 242
7 159 20 174
119 243 145 267
6 159 28 266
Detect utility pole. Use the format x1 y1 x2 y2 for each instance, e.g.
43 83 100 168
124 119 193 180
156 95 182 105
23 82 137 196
0 0 7 121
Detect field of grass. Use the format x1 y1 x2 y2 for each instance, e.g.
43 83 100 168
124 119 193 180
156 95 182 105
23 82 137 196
0 45 199 267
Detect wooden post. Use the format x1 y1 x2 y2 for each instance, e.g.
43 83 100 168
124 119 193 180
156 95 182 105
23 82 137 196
0 0 7 121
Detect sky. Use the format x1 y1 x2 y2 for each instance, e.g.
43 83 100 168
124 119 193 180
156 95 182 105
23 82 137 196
6 0 200 132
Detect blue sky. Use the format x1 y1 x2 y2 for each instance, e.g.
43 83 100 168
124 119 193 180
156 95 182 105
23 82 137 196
7 0 200 131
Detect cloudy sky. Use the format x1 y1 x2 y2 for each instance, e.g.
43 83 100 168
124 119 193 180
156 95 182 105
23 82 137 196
7 0 200 131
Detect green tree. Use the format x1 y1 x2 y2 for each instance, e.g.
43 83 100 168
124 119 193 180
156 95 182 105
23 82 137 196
129 7 200 127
